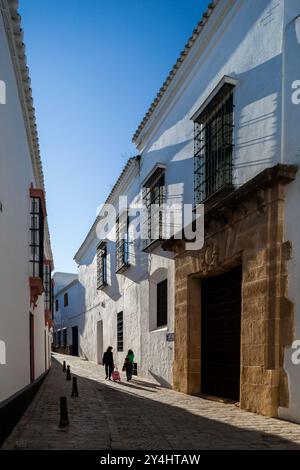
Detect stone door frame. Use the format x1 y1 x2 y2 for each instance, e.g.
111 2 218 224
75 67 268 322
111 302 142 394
166 165 297 417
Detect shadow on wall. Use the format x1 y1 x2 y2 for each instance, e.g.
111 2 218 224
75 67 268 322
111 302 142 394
148 370 172 389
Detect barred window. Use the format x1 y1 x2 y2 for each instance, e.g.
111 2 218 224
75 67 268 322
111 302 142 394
64 292 69 307
116 213 130 273
55 299 59 312
62 328 67 348
117 311 124 352
30 196 44 280
142 167 165 250
97 243 107 288
57 330 61 348
44 263 52 311
194 83 234 204
157 279 168 328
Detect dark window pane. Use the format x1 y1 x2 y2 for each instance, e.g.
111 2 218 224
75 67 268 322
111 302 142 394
157 279 168 328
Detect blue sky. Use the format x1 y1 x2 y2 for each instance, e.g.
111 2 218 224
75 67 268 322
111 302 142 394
20 0 209 273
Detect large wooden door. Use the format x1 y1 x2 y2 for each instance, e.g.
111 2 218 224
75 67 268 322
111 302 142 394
201 266 242 401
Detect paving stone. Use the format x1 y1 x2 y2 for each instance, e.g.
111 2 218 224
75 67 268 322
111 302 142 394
2 353 300 450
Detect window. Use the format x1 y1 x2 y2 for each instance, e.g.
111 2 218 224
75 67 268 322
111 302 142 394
57 330 61 348
44 262 52 311
142 167 165 250
30 196 44 280
194 82 234 204
97 242 108 288
117 311 123 352
55 299 59 312
157 279 168 327
116 213 130 272
62 328 67 348
64 292 69 307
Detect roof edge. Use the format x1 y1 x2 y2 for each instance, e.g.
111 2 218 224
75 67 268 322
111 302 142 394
132 1 220 144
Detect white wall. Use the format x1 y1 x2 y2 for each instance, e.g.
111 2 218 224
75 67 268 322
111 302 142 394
0 9 49 403
75 159 175 385
73 0 300 406
278 1 300 423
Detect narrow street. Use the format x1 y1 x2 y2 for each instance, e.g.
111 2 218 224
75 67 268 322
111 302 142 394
2 353 300 450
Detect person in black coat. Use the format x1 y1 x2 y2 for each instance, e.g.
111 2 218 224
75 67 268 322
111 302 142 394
102 346 114 380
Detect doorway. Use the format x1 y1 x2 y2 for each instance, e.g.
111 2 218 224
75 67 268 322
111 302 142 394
97 320 103 364
72 326 79 356
201 266 242 401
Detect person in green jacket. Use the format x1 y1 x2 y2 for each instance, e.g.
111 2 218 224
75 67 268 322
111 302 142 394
127 349 134 365
125 349 134 381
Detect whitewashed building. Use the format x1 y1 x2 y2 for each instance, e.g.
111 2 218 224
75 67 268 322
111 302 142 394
0 1 53 443
74 156 175 383
53 272 85 357
73 0 300 422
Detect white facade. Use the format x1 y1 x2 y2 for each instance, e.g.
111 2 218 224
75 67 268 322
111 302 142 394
53 272 85 355
0 0 53 420
73 157 175 385
72 0 300 419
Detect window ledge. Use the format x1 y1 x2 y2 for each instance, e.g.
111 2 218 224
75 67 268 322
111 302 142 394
116 263 130 274
97 282 108 290
150 326 168 333
142 238 163 253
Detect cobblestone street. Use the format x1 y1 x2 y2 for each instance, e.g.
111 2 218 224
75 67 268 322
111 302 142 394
2 353 300 450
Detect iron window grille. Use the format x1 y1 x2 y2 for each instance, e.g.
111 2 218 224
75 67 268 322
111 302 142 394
157 279 168 328
30 196 44 280
142 168 166 250
97 243 107 288
117 311 124 352
116 213 130 272
194 84 234 205
44 263 52 311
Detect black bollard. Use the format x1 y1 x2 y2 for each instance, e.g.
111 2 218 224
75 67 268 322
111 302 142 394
62 360 66 372
71 376 79 397
66 365 71 381
59 397 69 427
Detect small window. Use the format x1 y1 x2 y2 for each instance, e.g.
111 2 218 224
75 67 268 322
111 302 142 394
142 167 165 250
44 263 52 311
116 213 130 272
117 311 123 352
30 196 44 280
57 330 61 348
64 292 69 307
62 328 67 348
97 243 108 288
194 82 234 204
157 279 168 328
55 299 59 312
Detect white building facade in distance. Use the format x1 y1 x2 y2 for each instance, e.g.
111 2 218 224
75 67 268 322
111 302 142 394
0 0 53 444
53 272 85 357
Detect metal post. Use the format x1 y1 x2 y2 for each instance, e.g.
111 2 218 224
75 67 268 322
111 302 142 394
66 365 71 381
59 396 69 427
62 360 66 372
71 376 79 397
